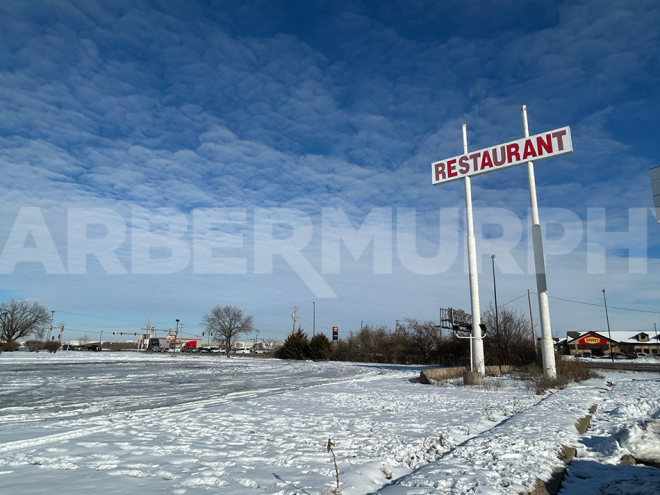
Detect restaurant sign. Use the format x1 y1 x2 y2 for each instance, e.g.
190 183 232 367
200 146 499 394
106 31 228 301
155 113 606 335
578 335 607 345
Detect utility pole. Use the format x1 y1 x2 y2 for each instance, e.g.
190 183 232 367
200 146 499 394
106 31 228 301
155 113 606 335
47 310 55 341
528 289 537 353
395 319 399 331
602 290 613 362
313 302 315 337
292 307 298 334
175 319 180 352
361 321 363 331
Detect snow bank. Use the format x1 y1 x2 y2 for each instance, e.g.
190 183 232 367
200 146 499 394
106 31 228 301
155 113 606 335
377 379 605 494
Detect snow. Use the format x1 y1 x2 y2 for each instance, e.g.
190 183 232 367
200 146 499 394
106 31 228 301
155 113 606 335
1 352 659 494
559 372 660 494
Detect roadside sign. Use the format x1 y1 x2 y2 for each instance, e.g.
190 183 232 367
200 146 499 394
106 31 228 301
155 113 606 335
332 326 338 341
430 107 570 379
432 127 572 185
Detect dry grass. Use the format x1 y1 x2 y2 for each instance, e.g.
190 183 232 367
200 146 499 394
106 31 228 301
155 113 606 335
432 376 504 391
521 356 602 394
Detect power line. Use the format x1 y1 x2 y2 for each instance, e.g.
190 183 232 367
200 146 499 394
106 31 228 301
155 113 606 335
57 310 157 324
500 294 528 307
530 292 660 315
297 317 333 331
57 310 203 326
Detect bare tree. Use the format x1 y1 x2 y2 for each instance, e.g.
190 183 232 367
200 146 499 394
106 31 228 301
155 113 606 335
405 319 442 364
202 305 255 358
261 336 282 354
0 300 51 343
482 304 534 365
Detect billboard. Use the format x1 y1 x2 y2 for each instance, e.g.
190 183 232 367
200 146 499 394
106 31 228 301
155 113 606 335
432 127 573 185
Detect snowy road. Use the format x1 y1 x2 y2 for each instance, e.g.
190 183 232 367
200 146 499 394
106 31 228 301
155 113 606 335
0 353 386 429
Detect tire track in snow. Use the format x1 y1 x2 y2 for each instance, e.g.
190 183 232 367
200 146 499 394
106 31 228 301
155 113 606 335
0 364 400 455
0 427 106 453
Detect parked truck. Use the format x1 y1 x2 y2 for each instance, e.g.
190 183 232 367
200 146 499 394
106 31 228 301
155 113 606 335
145 337 171 352
181 339 219 353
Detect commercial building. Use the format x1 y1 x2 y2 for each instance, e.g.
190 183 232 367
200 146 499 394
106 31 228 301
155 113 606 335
562 331 660 356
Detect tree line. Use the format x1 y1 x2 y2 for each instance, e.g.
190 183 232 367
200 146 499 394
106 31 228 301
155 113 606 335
1 299 538 367
280 304 538 367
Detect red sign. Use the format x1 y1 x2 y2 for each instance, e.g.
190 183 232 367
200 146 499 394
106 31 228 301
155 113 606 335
577 334 607 345
332 326 338 341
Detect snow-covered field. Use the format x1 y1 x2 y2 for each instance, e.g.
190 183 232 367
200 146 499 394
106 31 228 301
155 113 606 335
0 352 658 494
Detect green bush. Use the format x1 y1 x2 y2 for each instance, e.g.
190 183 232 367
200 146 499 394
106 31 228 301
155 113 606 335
308 333 331 360
279 328 309 360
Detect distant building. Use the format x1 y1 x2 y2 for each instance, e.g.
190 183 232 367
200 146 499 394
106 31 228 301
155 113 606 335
563 331 659 356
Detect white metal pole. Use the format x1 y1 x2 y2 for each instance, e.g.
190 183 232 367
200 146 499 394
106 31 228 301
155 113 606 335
521 105 556 379
528 288 538 353
463 123 485 375
469 333 473 372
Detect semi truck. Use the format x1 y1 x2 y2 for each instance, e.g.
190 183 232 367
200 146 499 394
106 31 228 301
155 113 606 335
181 340 219 353
145 337 171 352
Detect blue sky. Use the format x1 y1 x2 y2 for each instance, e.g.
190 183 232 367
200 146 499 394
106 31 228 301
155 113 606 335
0 0 658 342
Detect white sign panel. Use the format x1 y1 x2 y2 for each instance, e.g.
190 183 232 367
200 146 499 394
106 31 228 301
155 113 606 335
432 126 573 185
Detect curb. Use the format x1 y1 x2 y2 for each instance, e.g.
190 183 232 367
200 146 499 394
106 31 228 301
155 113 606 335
527 404 597 495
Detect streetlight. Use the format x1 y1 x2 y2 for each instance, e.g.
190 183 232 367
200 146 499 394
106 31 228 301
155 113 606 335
491 254 499 338
602 290 613 362
175 319 180 352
